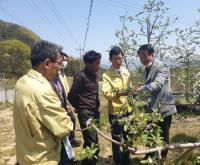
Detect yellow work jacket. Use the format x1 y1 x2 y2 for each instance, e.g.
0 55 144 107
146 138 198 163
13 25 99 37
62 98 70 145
102 66 132 115
13 69 73 165
59 70 69 94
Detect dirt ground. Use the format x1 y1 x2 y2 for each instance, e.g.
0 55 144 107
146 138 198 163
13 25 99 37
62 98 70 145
0 105 200 165
0 108 16 165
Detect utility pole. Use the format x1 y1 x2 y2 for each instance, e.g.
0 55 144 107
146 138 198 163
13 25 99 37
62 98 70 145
76 44 84 71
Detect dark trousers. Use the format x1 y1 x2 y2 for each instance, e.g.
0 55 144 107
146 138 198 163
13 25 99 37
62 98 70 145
68 111 76 142
78 109 100 165
109 113 132 165
157 115 172 158
58 142 72 165
145 115 172 159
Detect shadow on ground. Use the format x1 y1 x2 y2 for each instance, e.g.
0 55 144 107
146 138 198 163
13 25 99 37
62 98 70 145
82 156 142 165
171 133 198 143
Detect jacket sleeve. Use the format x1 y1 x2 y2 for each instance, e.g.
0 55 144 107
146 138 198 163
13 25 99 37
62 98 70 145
37 89 73 138
141 65 169 92
67 74 83 108
102 73 118 101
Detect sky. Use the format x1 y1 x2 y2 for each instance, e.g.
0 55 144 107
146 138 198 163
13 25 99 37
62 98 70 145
0 0 199 66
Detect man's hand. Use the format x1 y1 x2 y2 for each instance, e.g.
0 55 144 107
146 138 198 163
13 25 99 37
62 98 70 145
133 86 140 92
116 91 128 97
66 105 75 113
133 86 145 92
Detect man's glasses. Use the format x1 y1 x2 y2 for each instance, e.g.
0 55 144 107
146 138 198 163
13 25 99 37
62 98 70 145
50 59 63 67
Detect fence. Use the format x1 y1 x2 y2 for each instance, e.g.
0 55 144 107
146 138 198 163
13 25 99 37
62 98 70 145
0 73 15 102
0 87 15 102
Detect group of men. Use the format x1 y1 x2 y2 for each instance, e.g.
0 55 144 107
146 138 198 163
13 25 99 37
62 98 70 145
14 40 176 165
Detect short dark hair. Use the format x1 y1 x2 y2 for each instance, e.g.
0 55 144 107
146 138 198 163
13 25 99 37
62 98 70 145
109 46 124 60
31 40 62 67
83 50 101 64
137 44 154 55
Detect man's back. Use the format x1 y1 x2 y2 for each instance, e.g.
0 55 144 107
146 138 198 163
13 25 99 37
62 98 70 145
14 69 73 165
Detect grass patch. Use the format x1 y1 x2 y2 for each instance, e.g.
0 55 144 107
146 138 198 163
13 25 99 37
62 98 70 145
170 117 200 143
177 153 200 165
0 79 16 87
0 102 13 110
171 133 198 143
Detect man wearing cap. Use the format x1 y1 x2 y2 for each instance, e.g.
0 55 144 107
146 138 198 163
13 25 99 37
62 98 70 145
13 40 73 165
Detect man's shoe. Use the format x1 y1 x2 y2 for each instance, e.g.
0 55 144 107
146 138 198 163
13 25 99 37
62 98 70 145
70 139 81 147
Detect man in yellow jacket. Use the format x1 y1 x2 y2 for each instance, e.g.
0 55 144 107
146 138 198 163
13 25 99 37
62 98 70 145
13 40 73 165
102 46 132 165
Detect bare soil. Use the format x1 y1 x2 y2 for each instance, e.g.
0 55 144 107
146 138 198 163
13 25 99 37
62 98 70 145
0 108 15 165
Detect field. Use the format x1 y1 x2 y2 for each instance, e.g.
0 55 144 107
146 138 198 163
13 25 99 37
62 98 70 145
0 96 200 165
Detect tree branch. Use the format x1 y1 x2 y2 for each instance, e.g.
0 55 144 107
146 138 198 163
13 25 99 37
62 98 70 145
92 124 200 156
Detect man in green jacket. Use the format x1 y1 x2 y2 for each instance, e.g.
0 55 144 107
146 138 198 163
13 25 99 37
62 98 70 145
14 40 73 165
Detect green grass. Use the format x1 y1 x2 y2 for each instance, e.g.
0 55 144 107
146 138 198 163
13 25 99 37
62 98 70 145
171 133 198 143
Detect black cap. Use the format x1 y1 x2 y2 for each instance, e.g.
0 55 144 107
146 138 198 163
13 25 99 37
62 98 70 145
60 51 68 57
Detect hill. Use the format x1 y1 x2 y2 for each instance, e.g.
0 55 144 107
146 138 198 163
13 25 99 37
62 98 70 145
0 20 40 47
0 20 40 78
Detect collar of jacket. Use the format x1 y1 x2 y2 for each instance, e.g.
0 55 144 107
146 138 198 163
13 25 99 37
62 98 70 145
83 67 98 78
145 59 163 82
111 66 123 74
110 66 128 77
27 69 50 84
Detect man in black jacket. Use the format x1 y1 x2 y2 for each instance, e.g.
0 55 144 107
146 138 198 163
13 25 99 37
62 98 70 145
68 50 101 165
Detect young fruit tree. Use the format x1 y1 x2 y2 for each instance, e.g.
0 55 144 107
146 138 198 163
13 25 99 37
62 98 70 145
115 0 178 65
173 13 200 103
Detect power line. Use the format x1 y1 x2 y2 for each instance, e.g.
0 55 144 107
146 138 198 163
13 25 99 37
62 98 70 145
96 0 194 27
46 0 78 45
76 44 84 70
27 0 67 42
29 0 66 40
0 6 24 26
82 0 94 52
110 0 141 11
138 0 194 25
26 0 47 24
119 0 143 9
96 0 136 12
118 0 196 24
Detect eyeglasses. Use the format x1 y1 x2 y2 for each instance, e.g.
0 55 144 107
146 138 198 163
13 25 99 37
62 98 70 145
50 59 63 67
